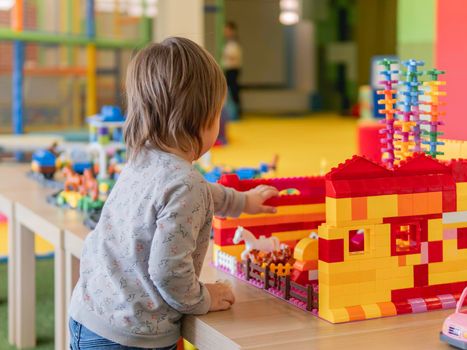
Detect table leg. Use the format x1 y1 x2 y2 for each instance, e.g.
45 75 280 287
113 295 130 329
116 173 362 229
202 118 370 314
55 244 66 350
15 221 36 348
5 206 15 345
65 252 80 346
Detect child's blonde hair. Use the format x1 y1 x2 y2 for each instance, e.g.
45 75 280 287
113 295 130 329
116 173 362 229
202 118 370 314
124 37 227 160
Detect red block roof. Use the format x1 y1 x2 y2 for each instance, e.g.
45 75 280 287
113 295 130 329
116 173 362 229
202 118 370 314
326 153 458 198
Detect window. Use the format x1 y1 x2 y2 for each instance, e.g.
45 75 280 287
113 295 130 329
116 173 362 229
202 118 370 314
393 223 421 255
349 229 365 254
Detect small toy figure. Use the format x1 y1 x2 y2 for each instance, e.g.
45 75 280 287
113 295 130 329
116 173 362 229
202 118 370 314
440 287 467 349
233 226 280 261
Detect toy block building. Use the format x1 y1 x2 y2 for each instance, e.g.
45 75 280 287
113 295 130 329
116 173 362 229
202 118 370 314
318 153 467 323
213 174 326 263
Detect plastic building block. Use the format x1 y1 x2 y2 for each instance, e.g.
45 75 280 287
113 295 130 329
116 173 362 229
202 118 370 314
319 238 344 263
428 241 444 263
377 58 399 169
458 228 467 249
351 197 367 220
345 305 366 321
294 236 319 261
218 173 325 206
414 264 429 287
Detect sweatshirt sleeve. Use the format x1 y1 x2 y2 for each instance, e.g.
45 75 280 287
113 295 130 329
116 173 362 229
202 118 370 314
148 179 211 315
207 182 246 218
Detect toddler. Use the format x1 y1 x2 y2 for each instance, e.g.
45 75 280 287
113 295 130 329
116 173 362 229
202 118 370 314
68 37 278 350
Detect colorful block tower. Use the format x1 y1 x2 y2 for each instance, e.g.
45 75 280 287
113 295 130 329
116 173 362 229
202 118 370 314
377 58 399 169
394 60 424 164
422 69 446 158
87 105 126 179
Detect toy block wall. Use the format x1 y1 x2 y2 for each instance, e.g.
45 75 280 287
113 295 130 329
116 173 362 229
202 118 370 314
318 155 467 323
213 174 326 263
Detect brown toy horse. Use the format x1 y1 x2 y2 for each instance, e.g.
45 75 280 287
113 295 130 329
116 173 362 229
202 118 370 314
81 169 99 201
63 166 82 192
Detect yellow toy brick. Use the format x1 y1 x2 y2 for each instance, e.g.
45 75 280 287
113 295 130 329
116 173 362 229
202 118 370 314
367 194 398 219
320 269 376 286
362 303 382 318
430 270 467 285
428 218 443 241
442 239 466 261
405 253 421 266
456 182 467 211
293 236 318 261
319 307 350 323
325 197 351 225
273 230 312 242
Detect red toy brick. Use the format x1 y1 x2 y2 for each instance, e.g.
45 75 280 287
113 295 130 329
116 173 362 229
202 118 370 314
319 238 344 263
393 301 413 315
457 227 467 249
450 159 467 182
395 153 451 175
218 174 326 206
425 297 443 310
326 155 391 180
442 189 457 212
428 241 443 262
392 287 422 302
414 264 429 287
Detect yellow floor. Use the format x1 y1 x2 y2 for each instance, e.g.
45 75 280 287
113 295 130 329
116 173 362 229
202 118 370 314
0 114 357 258
211 114 357 176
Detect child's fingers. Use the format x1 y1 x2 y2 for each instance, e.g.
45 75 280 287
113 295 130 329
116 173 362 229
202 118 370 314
218 300 233 310
261 205 277 214
260 188 279 200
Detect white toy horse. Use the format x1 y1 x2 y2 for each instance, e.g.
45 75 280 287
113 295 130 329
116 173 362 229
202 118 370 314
233 226 281 261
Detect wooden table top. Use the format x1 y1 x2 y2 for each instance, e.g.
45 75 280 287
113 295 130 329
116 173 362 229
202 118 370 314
0 164 453 350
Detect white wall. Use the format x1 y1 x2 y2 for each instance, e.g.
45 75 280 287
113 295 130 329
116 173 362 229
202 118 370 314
225 0 285 86
155 0 204 46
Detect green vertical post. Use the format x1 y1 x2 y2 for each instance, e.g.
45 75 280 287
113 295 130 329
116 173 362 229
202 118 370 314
67 0 73 64
215 0 225 62
37 0 45 65
139 0 152 44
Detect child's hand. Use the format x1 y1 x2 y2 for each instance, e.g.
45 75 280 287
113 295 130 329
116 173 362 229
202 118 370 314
205 282 235 311
244 185 279 214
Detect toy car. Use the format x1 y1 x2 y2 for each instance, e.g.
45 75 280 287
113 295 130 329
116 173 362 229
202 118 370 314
440 287 467 349
31 149 57 179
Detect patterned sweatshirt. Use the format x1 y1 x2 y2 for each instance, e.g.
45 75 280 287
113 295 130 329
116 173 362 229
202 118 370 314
69 148 246 348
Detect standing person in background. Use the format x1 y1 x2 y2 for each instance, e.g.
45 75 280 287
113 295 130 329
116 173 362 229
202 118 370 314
222 21 243 117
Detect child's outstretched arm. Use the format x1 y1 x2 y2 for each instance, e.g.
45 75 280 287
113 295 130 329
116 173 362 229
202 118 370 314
148 181 214 315
208 183 278 217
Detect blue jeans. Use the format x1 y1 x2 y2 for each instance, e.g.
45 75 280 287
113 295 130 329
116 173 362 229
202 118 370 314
69 318 177 350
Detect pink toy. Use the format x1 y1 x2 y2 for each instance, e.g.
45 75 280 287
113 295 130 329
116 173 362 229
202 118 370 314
233 226 280 260
440 287 467 349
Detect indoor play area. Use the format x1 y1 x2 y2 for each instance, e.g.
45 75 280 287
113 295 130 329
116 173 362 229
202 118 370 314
1 0 467 349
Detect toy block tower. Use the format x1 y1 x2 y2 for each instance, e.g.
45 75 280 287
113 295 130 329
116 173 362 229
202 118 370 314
377 58 399 169
394 60 424 164
422 69 446 158
318 154 467 324
87 106 126 179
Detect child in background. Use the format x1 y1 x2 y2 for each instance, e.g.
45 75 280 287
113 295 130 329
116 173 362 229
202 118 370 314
68 37 278 350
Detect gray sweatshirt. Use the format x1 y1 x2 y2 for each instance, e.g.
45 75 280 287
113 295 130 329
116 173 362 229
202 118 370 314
69 148 245 348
